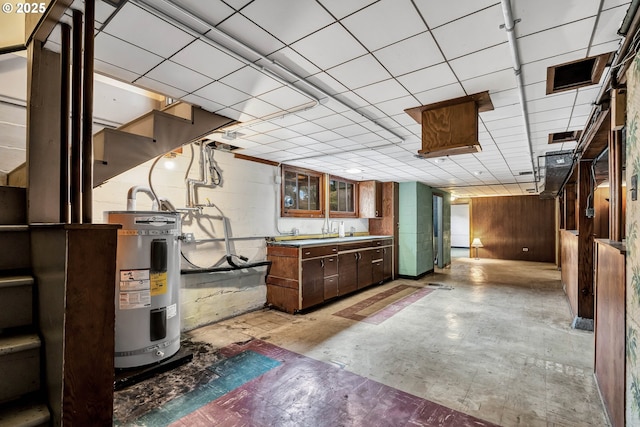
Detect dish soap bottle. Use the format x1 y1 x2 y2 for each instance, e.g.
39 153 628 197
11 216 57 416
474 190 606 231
338 221 345 238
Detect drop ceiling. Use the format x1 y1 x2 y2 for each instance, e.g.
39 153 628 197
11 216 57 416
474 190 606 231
0 0 632 197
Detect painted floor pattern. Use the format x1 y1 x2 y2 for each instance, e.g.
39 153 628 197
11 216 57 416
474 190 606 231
332 284 433 325
125 339 498 427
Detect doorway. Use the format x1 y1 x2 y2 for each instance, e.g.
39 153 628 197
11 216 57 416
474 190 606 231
451 204 470 259
433 194 444 268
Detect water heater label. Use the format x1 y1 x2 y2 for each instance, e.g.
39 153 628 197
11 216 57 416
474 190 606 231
120 269 150 282
150 272 168 296
166 303 177 319
119 290 151 309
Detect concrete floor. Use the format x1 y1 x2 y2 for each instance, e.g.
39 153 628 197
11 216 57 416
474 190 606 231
115 256 608 426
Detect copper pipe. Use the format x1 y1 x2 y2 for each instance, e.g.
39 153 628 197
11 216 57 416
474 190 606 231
60 23 71 223
71 9 83 223
82 0 94 223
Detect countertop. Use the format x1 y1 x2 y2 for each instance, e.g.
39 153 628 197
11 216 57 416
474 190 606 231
267 235 393 247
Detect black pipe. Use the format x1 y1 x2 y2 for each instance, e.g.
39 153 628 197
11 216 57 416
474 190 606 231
71 9 83 224
82 0 95 224
60 23 71 223
180 260 272 276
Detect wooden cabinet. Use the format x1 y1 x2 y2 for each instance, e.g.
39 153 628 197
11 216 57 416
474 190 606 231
359 181 383 218
301 258 324 309
267 237 394 313
337 252 357 296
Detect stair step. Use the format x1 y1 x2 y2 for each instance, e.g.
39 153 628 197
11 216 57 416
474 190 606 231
0 226 29 272
0 276 34 289
0 334 40 404
0 400 50 427
0 276 33 330
0 187 26 225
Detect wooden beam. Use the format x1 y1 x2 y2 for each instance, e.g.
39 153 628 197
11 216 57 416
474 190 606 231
577 160 594 319
609 129 623 241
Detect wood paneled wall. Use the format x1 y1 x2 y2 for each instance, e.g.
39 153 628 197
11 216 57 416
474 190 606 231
594 240 626 427
470 195 555 262
561 230 579 317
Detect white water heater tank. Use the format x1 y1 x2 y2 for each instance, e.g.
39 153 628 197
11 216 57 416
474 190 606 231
108 211 181 368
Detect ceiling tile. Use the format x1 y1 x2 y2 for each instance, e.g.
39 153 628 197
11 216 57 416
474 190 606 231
194 82 252 106
232 97 283 118
432 4 506 60
520 50 586 86
95 32 164 75
241 0 334 44
144 60 211 93
589 39 622 56
449 42 513 81
373 32 444 77
95 1 116 24
526 92 576 114
334 123 369 138
220 66 282 96
353 79 411 104
592 4 628 45
327 54 391 89
103 3 195 58
461 68 517 95
291 23 367 71
341 0 427 51
266 47 321 78
216 13 284 56
413 0 497 29
313 114 356 129
94 59 139 83
182 94 225 113
376 95 419 117
517 18 596 64
512 0 600 37
413 83 466 106
479 104 522 122
171 40 244 80
260 86 317 111
396 62 458 94
161 0 235 28
135 76 188 99
318 0 375 19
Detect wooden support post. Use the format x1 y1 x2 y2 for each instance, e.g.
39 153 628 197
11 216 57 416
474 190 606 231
565 183 577 230
577 160 594 321
26 41 61 223
609 129 623 241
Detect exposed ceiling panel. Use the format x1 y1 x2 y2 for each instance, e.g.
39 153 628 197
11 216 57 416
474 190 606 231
0 0 632 197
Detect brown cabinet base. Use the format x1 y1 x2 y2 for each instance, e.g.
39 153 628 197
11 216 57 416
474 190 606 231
267 238 393 313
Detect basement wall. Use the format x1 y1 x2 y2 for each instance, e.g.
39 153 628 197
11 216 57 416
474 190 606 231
93 147 368 330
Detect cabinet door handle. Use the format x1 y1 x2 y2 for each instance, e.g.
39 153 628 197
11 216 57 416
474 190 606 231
321 259 324 268
354 253 358 260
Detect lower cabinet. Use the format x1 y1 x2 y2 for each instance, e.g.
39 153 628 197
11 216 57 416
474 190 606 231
267 238 393 313
301 258 324 309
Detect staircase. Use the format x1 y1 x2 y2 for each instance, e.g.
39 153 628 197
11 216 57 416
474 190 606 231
93 102 234 187
0 187 50 426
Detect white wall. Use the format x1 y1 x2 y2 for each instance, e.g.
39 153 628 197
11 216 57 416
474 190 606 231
93 145 368 330
451 204 470 247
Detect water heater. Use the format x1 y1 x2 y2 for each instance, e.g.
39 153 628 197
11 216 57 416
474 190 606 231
108 211 181 368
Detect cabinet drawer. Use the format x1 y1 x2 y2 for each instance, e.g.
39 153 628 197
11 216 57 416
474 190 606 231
324 276 338 300
323 256 338 276
374 239 393 247
301 245 338 258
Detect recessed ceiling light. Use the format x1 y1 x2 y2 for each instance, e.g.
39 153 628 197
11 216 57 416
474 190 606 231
474 171 483 176
434 158 446 163
345 168 362 174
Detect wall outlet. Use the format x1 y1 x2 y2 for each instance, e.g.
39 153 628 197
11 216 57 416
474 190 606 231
522 247 529 252
181 233 195 243
585 207 594 218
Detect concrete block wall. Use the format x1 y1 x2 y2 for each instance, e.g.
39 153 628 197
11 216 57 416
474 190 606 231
93 146 368 330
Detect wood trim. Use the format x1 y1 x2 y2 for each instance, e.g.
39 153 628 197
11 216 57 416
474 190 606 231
328 175 359 218
234 153 279 166
546 52 613 95
281 164 325 218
